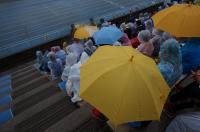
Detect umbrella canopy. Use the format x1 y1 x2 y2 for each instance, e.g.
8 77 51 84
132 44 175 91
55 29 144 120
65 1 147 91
74 25 98 39
80 46 170 125
152 4 200 37
93 26 123 45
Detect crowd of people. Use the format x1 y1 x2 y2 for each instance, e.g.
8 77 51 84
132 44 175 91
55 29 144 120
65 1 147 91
35 0 200 130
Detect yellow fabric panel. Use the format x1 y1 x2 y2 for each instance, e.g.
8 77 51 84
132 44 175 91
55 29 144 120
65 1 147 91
152 4 200 37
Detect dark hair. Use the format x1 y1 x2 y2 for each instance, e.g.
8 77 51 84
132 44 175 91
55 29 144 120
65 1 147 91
124 28 132 39
132 31 138 38
136 19 142 26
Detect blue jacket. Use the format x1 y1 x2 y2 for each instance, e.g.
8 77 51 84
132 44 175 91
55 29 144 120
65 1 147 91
181 38 200 74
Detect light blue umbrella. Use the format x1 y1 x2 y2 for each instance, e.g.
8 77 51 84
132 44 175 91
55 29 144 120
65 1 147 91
93 26 123 45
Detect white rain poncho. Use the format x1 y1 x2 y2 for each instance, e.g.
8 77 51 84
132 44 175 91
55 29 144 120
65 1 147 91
79 52 89 64
61 53 77 81
166 112 200 132
67 62 81 103
66 51 90 103
67 42 84 60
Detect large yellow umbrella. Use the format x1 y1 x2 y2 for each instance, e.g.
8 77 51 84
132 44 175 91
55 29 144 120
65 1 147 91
74 25 98 39
152 4 200 37
80 46 170 125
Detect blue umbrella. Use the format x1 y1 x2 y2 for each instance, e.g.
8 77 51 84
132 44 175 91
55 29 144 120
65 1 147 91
93 26 123 45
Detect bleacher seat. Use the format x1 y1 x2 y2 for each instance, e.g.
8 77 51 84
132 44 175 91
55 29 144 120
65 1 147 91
0 76 11 87
0 85 12 95
0 95 12 106
0 109 13 125
0 75 11 81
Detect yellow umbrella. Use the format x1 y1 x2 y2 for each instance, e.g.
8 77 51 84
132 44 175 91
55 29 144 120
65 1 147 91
152 4 200 37
80 46 170 125
74 25 98 39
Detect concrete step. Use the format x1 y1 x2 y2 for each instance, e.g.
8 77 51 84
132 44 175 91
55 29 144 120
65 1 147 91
13 85 60 115
12 65 35 77
12 76 49 98
0 81 56 113
44 104 92 132
44 104 112 132
0 92 72 132
1 61 34 76
12 70 41 88
15 97 77 132
12 66 37 81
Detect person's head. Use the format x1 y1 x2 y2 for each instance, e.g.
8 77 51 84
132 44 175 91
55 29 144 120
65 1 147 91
36 50 43 57
192 66 200 83
151 35 163 47
66 53 77 66
145 20 153 30
48 52 56 62
126 22 136 30
51 47 56 52
63 42 67 48
124 28 132 39
162 32 173 41
55 46 61 52
137 30 152 43
159 39 181 68
151 36 163 57
120 22 127 31
152 28 163 37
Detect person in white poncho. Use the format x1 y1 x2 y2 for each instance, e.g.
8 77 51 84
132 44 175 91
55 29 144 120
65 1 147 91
66 52 89 103
61 53 77 82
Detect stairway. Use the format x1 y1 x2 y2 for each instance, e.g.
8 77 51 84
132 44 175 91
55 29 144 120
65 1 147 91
0 61 112 132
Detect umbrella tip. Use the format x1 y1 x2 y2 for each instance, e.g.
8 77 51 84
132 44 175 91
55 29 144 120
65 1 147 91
130 55 134 62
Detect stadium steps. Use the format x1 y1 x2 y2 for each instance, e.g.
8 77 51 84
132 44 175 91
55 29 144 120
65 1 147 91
12 66 37 82
45 104 113 132
12 69 40 86
0 64 112 132
0 81 59 114
12 76 49 98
